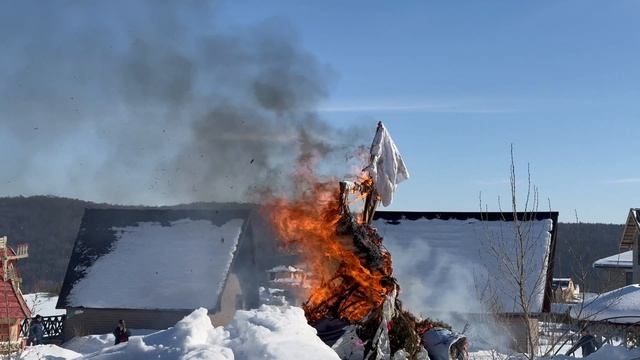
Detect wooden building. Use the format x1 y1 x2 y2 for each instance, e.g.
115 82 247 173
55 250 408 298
372 211 559 354
592 208 639 291
551 278 578 303
56 208 258 340
0 236 30 351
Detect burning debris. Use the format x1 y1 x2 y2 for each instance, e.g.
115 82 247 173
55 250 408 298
264 122 468 360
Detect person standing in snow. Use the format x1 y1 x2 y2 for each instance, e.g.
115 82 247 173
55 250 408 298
565 328 601 357
28 314 44 346
113 319 131 345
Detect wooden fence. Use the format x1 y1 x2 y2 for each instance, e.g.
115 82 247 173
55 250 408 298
20 315 65 341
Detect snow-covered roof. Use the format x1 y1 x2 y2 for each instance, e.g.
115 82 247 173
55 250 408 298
593 250 633 269
24 293 66 316
57 208 250 311
573 284 640 324
267 265 305 273
373 211 557 315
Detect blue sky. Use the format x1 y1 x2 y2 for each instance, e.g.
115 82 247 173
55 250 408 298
1 1 638 223
215 1 640 223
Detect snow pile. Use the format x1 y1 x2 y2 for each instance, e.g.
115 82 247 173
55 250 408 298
573 284 640 323
541 344 640 359
20 305 338 360
19 345 82 360
227 305 339 360
87 308 233 359
24 292 66 316
68 218 244 310
64 333 118 354
64 329 156 354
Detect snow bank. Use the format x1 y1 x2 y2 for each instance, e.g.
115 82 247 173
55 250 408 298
542 344 640 359
86 308 233 359
63 329 156 354
48 305 337 360
19 344 82 360
573 284 640 323
63 333 117 354
227 305 339 360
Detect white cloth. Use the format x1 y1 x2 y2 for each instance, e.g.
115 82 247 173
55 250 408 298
365 122 409 207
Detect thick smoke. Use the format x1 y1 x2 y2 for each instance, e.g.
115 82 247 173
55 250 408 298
0 1 365 204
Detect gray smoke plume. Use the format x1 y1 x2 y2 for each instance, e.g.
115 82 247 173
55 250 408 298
0 0 366 204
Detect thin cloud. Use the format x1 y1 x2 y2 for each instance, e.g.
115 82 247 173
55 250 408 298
605 178 640 184
317 101 514 114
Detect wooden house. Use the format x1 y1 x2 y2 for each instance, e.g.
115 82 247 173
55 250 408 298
593 208 639 291
372 211 559 354
56 208 258 340
0 236 30 350
551 277 578 303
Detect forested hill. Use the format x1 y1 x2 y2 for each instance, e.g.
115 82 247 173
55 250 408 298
554 222 625 292
0 196 111 292
0 196 249 293
0 196 626 293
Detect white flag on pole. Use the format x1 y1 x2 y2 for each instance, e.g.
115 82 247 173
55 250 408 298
365 122 409 207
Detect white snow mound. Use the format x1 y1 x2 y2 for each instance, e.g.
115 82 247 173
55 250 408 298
23 305 338 359
227 305 340 360
541 344 640 360
84 308 233 359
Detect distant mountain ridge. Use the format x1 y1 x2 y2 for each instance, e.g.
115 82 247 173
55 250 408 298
0 195 625 293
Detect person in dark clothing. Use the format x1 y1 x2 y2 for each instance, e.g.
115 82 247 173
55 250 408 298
565 328 601 357
28 315 44 346
113 319 131 345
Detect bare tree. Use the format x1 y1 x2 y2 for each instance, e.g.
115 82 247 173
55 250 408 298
480 145 551 359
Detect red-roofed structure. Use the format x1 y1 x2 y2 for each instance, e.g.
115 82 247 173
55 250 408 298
0 236 30 349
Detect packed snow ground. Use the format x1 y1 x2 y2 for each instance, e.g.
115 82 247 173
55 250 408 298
17 305 640 360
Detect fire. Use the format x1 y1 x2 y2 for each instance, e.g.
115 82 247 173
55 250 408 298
262 171 394 324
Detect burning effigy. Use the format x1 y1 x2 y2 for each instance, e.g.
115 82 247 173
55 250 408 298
263 122 468 360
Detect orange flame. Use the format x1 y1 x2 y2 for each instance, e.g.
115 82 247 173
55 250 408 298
262 171 393 323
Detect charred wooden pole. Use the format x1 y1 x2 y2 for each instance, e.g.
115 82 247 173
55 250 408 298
361 121 384 225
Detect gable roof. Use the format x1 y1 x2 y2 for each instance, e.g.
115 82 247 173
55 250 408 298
372 211 558 314
57 208 250 312
619 208 640 251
